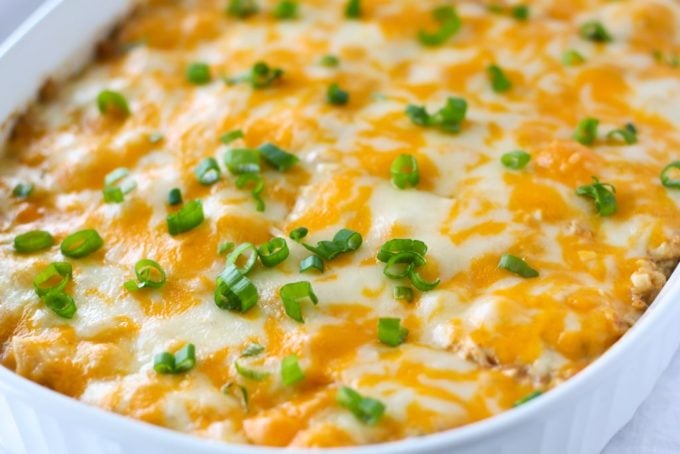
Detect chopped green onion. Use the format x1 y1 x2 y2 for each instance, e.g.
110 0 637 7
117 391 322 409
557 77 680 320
661 161 680 189
573 117 599 145
487 64 512 93
280 281 318 323
235 173 265 212
384 252 417 279
336 386 385 425
227 243 258 274
393 286 414 303
345 0 361 19
408 269 440 291
168 188 183 206
259 143 299 171
302 228 362 261
320 54 340 67
14 230 54 254
327 83 350 105
258 238 289 267
12 183 33 198
511 5 529 20
224 149 261 175
227 62 284 89
124 259 166 291
235 360 270 381
501 150 531 170
300 255 324 273
274 0 297 19
194 157 221 185
390 154 420 189
226 0 258 18
43 291 77 319
377 239 427 264
103 167 136 204
222 383 250 411
513 390 542 407
289 227 308 242
33 262 72 297
498 254 539 278
61 229 103 258
153 344 196 374
149 132 164 144
562 49 586 66
579 20 612 43
575 177 617 216
218 241 235 255
418 6 461 47
221 129 244 145
406 97 467 133
186 62 212 85
97 90 130 117
241 343 265 357
167 200 204 235
378 318 408 347
606 123 637 145
215 265 259 312
174 344 196 372
281 354 304 386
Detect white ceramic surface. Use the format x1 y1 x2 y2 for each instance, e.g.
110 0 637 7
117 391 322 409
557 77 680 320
1 2 679 453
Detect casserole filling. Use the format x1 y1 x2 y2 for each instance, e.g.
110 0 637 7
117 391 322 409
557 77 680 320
1 0 680 447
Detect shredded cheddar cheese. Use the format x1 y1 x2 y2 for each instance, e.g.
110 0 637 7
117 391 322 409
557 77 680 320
2 0 680 448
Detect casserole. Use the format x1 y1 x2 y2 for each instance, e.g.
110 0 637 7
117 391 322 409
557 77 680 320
2 0 680 452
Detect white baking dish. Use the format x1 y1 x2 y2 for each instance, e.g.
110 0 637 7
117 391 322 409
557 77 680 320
1 1 679 453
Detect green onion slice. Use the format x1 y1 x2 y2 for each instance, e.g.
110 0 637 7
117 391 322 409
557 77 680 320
235 360 270 381
513 390 542 407
274 0 297 19
408 269 440 291
487 64 512 93
302 228 362 261
378 318 408 347
224 149 261 175
227 243 258 274
259 143 299 171
97 90 130 117
61 229 104 258
103 167 136 204
215 265 259 312
280 281 318 323
345 0 361 18
390 154 420 189
336 386 385 425
575 177 617 216
384 252 416 279
195 157 221 185
222 383 250 411
12 183 34 198
258 238 289 267
289 227 308 242
394 286 414 302
168 188 183 206
573 117 599 145
218 241 235 255
501 150 531 170
43 291 77 319
511 5 529 20
14 230 54 254
498 254 539 278
167 200 204 235
661 161 680 189
241 343 265 357
221 129 244 145
227 62 284 89
235 173 265 212
327 83 350 105
418 6 461 47
377 239 427 264
125 259 166 291
300 255 324 273
562 49 585 66
154 352 176 374
33 262 72 297
320 54 340 67
281 354 304 386
606 123 637 145
226 0 259 18
186 62 212 85
174 344 196 372
406 97 467 133
579 20 612 42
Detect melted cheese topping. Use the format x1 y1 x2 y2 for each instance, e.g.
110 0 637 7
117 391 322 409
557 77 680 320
2 0 680 447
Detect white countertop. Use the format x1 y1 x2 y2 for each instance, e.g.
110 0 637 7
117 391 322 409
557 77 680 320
0 2 679 453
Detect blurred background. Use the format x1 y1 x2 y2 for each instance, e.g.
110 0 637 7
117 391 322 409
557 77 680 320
0 0 45 42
